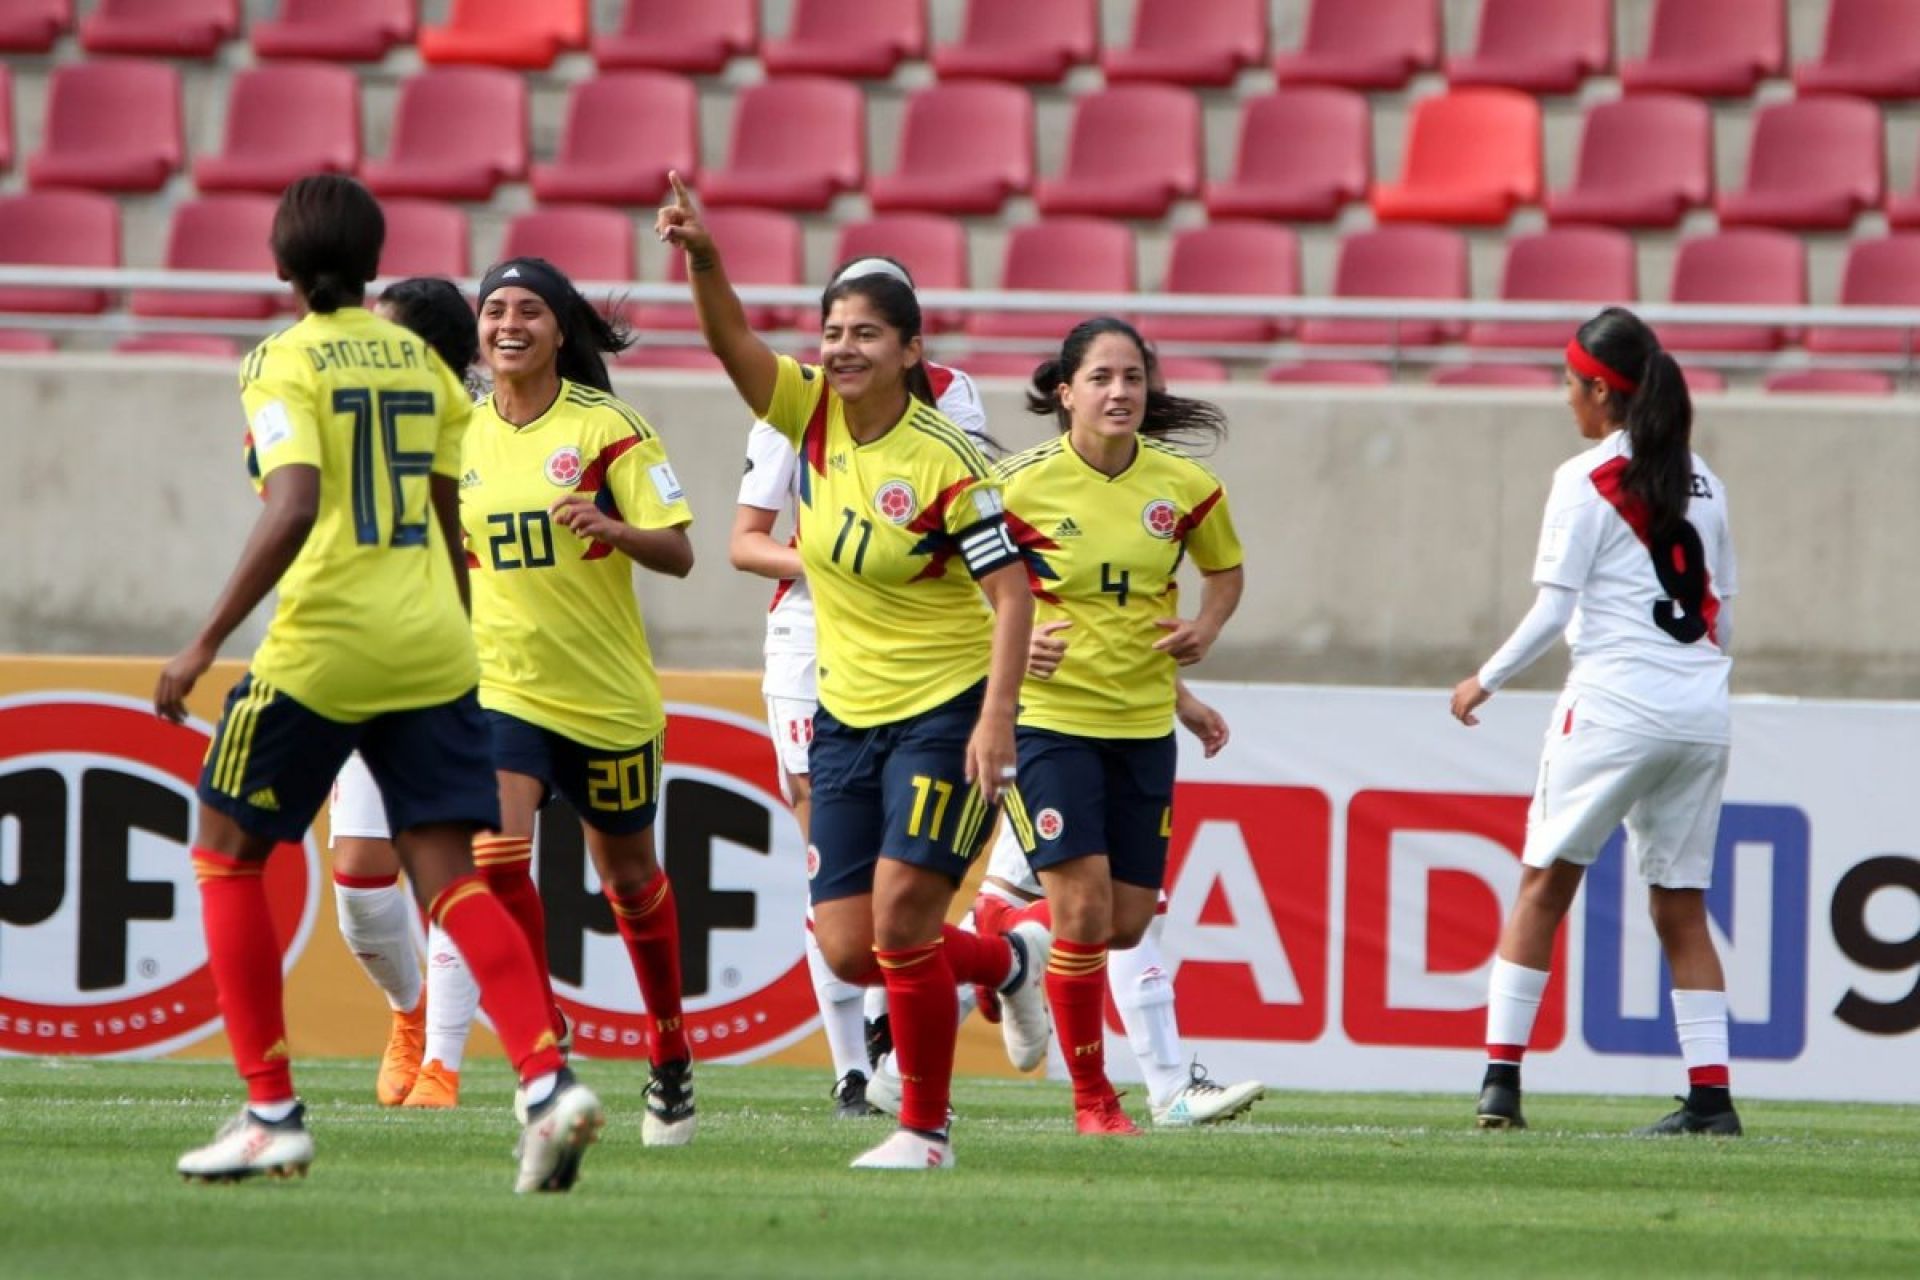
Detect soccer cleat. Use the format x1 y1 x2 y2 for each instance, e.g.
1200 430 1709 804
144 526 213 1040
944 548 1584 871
864 1012 892 1071
849 1128 954 1170
864 1056 902 1118
833 1070 882 1118
375 1000 427 1106
1150 1064 1265 1127
642 1058 697 1147
402 1059 460 1109
178 1104 315 1182
513 1069 604 1194
999 919 1054 1072
1475 1081 1527 1130
1634 1097 1744 1137
1075 1093 1144 1137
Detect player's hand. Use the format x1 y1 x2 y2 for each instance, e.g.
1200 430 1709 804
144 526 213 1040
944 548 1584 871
1451 676 1491 727
154 639 215 724
654 171 714 259
1175 689 1230 759
966 709 1017 805
1027 619 1071 679
550 495 619 544
1151 616 1218 666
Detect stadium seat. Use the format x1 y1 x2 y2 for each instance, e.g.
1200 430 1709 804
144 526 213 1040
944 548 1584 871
595 0 756 74
193 64 361 195
1265 362 1393 385
615 345 724 371
932 0 1097 84
0 65 12 172
1274 0 1439 91
1299 226 1467 348
1807 235 1920 355
631 209 801 332
1204 88 1371 222
1145 222 1299 345
379 199 471 279
1545 94 1713 228
1447 0 1611 94
834 214 969 330
115 334 241 358
702 78 864 212
1619 0 1784 97
1371 89 1541 225
0 331 57 353
27 60 182 194
761 0 925 80
80 0 236 58
1102 0 1266 88
1891 160 1920 229
1469 228 1637 349
1151 355 1231 384
1717 96 1883 230
132 195 286 321
361 69 527 202
418 0 587 70
1764 369 1896 395
1431 365 1560 388
868 82 1032 216
0 0 70 53
1795 0 1920 99
0 191 119 315
967 218 1136 340
1679 365 1728 393
1662 230 1805 352
497 208 636 291
531 73 698 206
1033 86 1200 219
252 0 414 62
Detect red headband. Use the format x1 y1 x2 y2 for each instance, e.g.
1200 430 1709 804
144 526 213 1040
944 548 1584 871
1565 338 1637 394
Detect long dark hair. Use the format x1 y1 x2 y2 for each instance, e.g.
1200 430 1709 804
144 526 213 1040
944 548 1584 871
271 174 383 314
819 272 936 406
1025 316 1227 451
1575 307 1693 535
379 276 478 380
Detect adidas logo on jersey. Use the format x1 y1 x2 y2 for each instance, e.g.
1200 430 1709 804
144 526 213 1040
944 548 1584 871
246 787 280 811
830 452 850 474
459 468 482 489
1052 517 1083 539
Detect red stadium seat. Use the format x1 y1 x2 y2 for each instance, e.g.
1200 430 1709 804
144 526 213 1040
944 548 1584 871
1620 0 1784 98
869 82 1032 216
761 0 925 80
1299 226 1467 347
1275 0 1439 91
957 351 1052 379
27 60 183 194
1102 0 1266 88
1764 369 1896 395
116 334 242 358
1717 96 1883 230
1807 235 1920 355
1545 94 1713 228
532 73 698 207
1151 355 1231 384
80 0 236 58
1470 228 1637 349
615 345 724 371
1795 0 1920 99
132 195 287 321
702 78 864 212
1033 86 1200 219
379 199 471 279
1432 364 1560 388
632 209 801 332
361 69 527 202
595 0 756 74
1372 89 1541 225
497 207 635 291
1679 364 1728 393
0 191 120 315
253 0 414 62
1146 222 1299 345
0 331 57 353
932 0 1096 84
193 64 361 195
967 218 1136 340
1662 230 1805 352
834 214 968 330
0 0 70 54
0 65 12 172
1265 362 1393 386
1448 0 1610 94
1204 88 1371 222
418 0 587 71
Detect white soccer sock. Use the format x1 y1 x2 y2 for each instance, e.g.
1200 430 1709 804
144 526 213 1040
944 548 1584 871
1671 988 1731 1081
805 926 870 1080
334 878 421 1013
1109 919 1188 1109
864 984 889 1021
423 922 478 1071
1485 958 1551 1061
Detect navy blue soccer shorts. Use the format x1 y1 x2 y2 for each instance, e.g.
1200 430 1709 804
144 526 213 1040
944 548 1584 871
486 710 663 836
1004 727 1176 890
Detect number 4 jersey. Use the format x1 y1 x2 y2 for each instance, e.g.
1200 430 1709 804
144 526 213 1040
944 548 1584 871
1533 430 1737 745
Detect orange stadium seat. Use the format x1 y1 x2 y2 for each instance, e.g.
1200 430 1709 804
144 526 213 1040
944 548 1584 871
1033 86 1200 219
1372 89 1540 225
1545 94 1713 228
702 78 864 212
1620 0 1784 98
116 334 242 357
595 0 756 74
761 0 925 80
27 60 182 194
418 0 587 70
1431 365 1560 388
1145 222 1299 346
532 72 698 206
252 0 415 63
80 0 235 58
932 0 1096 84
1204 88 1370 222
1447 0 1610 94
1469 228 1637 350
1795 0 1920 99
631 209 801 332
0 331 57 352
834 214 969 330
1274 0 1439 91
132 195 286 321
193 65 361 195
1299 226 1467 347
1717 96 1883 230
869 82 1032 216
0 191 119 315
1806 235 1920 354
379 198 471 278
1102 0 1266 88
1265 362 1393 385
361 68 527 202
0 0 70 53
1765 369 1896 395
1662 230 1805 352
497 207 636 290
967 218 1135 340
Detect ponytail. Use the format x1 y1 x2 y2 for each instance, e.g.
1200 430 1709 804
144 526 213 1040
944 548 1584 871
1620 349 1694 536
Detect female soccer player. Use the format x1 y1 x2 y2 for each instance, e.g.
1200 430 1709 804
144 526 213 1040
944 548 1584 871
155 175 601 1193
662 173 1043 1170
1451 306 1741 1137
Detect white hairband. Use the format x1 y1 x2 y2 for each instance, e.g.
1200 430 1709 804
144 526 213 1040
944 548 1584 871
832 257 915 291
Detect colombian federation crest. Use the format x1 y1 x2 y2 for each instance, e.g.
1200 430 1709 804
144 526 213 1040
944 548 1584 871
875 480 919 525
1141 499 1180 539
545 446 584 486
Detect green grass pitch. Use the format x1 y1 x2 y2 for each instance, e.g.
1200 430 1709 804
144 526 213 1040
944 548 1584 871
3 1058 1918 1279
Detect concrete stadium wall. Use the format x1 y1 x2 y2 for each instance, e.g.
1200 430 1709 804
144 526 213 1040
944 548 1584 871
2 355 1915 698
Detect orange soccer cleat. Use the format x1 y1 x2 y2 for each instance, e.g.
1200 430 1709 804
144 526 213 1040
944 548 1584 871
376 1000 427 1106
403 1059 461 1109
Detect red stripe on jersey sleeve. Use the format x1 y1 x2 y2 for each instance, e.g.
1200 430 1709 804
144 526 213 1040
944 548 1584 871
905 478 976 536
1172 486 1224 541
574 435 642 495
1001 511 1062 603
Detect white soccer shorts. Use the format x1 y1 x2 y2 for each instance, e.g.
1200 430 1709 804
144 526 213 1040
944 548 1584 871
984 819 1042 898
764 695 817 807
327 751 391 845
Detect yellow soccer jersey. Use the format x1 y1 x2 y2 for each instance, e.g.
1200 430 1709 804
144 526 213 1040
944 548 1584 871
238 307 479 721
999 435 1242 738
461 380 692 750
761 356 1016 728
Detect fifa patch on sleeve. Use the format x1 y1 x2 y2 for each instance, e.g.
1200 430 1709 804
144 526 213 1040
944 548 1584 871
1539 524 1570 565
650 462 685 504
970 487 1005 521
250 400 293 455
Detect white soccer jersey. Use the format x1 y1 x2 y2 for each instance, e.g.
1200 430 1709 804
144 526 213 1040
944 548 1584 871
1532 430 1737 744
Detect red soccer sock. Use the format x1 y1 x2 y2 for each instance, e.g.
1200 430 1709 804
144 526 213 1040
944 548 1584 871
877 939 959 1135
1047 939 1113 1107
193 849 294 1104
607 874 690 1065
1011 898 1053 931
941 923 1014 990
471 834 563 1036
429 875 564 1084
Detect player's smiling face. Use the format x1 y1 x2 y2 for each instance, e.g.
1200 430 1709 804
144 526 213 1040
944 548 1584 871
820 294 919 404
480 287 560 381
1564 367 1613 440
1061 332 1149 442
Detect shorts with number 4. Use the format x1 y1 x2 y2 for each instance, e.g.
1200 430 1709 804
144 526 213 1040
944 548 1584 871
1004 728 1175 890
1523 704 1729 890
486 710 662 835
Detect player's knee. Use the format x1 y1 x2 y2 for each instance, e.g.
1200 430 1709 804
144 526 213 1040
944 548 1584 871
1108 918 1150 951
1647 886 1708 942
819 934 877 983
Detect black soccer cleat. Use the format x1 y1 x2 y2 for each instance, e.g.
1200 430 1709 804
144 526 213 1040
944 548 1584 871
1634 1097 1743 1137
642 1058 697 1147
832 1070 882 1119
864 1013 892 1071
1475 1081 1527 1130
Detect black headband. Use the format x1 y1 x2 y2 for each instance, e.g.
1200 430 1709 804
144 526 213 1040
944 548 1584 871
478 257 573 316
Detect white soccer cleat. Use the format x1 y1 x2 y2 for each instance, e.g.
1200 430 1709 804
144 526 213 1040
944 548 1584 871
514 1072 605 1194
1000 919 1054 1072
177 1104 315 1182
641 1058 697 1147
1151 1066 1265 1128
864 1054 903 1119
849 1128 954 1171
